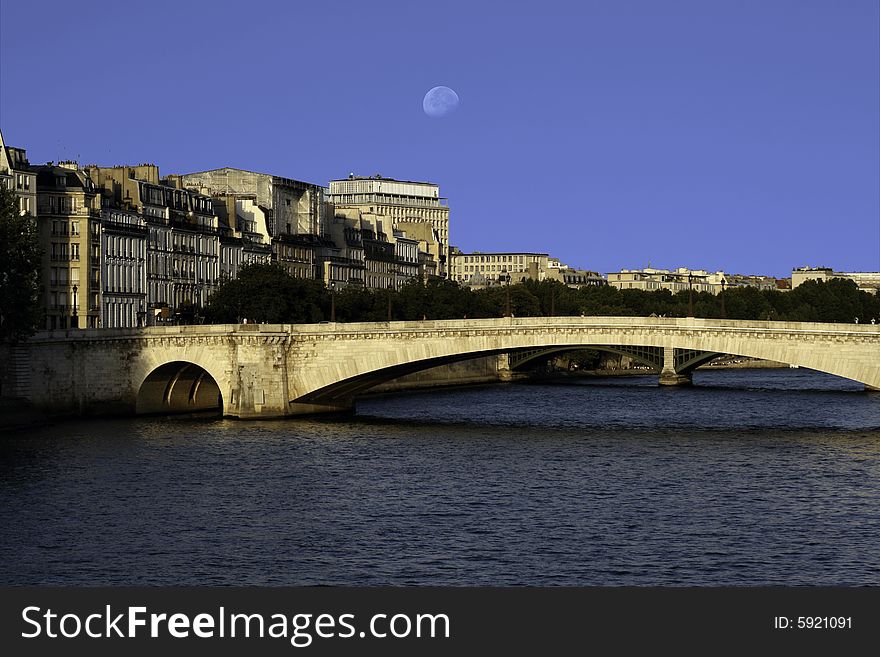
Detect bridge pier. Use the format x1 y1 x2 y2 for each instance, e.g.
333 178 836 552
497 353 515 382
658 347 693 386
658 370 693 386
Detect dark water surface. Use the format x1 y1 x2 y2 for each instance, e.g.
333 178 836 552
2 368 879 585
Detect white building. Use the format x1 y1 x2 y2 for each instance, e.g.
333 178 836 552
449 250 551 287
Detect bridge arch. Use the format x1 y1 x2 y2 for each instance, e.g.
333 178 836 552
295 345 724 406
136 361 224 415
287 318 880 412
508 346 666 372
296 351 508 406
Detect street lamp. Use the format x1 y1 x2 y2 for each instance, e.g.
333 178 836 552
502 271 512 317
687 273 694 317
720 278 726 319
71 284 78 329
329 282 336 322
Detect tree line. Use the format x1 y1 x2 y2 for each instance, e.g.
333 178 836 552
204 263 880 325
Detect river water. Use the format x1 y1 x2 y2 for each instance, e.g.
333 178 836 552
2 368 879 586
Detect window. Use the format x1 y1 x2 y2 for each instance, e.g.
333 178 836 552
71 244 79 260
71 221 80 236
51 243 68 260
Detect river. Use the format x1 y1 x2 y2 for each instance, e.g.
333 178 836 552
1 368 878 586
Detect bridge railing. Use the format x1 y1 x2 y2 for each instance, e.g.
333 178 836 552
24 315 880 342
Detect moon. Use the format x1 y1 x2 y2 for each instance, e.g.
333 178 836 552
423 86 459 118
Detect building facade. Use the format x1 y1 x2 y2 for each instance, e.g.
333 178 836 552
34 163 103 329
607 267 790 295
328 175 450 277
559 268 606 288
87 165 221 323
606 268 723 294
393 230 420 288
101 207 148 328
449 250 553 287
213 195 272 281
0 130 37 216
175 168 323 237
792 267 880 295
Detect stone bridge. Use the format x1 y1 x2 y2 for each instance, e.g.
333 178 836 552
6 317 880 418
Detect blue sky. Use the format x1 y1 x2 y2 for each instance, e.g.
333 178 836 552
1 0 877 276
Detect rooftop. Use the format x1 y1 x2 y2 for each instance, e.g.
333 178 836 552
330 173 436 186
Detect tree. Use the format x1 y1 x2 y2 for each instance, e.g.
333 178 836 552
521 279 580 316
204 263 327 324
0 187 41 341
396 278 482 320
474 283 542 317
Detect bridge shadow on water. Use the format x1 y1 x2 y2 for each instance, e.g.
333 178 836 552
345 370 880 434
